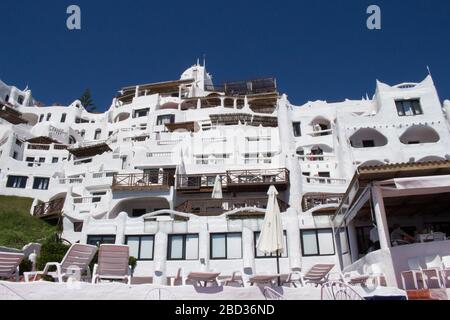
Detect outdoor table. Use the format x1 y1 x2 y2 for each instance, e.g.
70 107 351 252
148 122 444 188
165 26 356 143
187 272 221 287
249 275 279 286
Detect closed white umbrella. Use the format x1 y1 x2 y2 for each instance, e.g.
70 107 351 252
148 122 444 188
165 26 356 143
257 185 284 285
212 175 223 199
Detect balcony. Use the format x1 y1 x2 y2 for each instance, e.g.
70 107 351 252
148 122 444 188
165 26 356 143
33 198 65 219
176 197 289 217
112 173 171 191
176 168 289 192
302 193 344 212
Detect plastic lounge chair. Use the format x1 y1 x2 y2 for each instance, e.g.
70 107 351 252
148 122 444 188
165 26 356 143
0 252 24 282
401 257 426 290
25 244 97 283
321 281 364 300
263 287 287 300
170 268 186 286
92 244 131 285
423 255 444 289
281 267 303 288
300 264 335 287
223 271 244 287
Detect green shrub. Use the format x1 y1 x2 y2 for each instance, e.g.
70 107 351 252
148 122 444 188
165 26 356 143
36 237 70 272
129 256 137 272
19 258 33 276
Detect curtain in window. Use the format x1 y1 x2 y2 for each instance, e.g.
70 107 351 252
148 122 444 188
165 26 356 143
185 235 199 260
227 234 242 259
140 236 154 260
318 230 334 255
169 235 184 259
127 236 140 259
302 230 319 255
211 234 226 259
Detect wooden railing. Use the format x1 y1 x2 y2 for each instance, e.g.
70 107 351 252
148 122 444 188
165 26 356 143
176 197 289 216
112 173 171 191
177 168 289 191
33 198 65 218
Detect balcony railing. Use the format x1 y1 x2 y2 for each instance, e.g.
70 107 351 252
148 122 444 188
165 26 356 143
33 198 65 218
303 176 347 185
302 193 344 212
112 173 171 191
177 168 289 192
176 197 289 216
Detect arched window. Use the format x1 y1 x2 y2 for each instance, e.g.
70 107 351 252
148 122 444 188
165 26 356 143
5 95 9 102
69 136 76 145
60 113 67 123
311 117 331 136
39 114 44 122
399 125 440 145
46 113 51 121
350 128 388 148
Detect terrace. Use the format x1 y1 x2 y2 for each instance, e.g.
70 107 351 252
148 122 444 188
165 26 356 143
176 168 290 193
112 172 171 191
175 197 289 217
33 198 65 219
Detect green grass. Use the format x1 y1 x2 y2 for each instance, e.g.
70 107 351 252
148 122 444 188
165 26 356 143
0 196 56 249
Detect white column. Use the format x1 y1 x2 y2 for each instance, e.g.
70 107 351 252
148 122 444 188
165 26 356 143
134 86 140 98
372 186 390 249
153 225 169 285
197 99 202 109
198 218 210 271
242 224 255 271
286 208 301 270
347 221 359 263
115 212 127 245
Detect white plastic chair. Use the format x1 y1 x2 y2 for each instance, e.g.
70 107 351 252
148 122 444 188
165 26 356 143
401 257 426 290
321 281 364 300
263 287 287 300
423 255 444 289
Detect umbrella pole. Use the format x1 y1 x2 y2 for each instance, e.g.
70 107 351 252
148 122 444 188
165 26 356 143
276 251 281 287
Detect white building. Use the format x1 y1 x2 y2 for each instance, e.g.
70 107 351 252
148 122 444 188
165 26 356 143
1 63 449 286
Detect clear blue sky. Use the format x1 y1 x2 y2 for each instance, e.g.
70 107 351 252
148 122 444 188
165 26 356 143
1 0 449 110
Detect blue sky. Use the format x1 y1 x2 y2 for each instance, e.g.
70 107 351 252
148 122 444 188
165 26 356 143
0 0 449 110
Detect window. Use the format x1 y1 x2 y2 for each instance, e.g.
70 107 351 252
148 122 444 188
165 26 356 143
293 122 302 137
395 99 423 116
254 231 288 258
156 114 175 126
300 229 335 257
17 95 24 105
73 222 83 233
108 131 113 137
168 234 199 261
46 113 51 121
52 157 59 163
126 235 154 260
131 209 147 217
39 157 45 163
26 157 35 166
80 130 85 138
15 139 22 146
133 108 149 118
94 129 102 140
339 228 350 255
60 113 67 123
87 235 116 247
210 233 242 260
39 114 44 122
33 177 50 190
6 176 28 188
12 152 18 160
362 140 375 148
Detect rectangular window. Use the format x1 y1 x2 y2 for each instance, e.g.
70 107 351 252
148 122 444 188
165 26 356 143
210 233 242 260
6 175 28 189
52 157 59 163
133 108 149 118
300 229 335 257
362 140 375 148
126 235 154 261
94 130 102 140
12 151 18 160
131 209 147 217
395 99 423 117
17 95 24 105
39 157 45 163
33 177 50 190
87 235 116 247
167 234 199 261
293 122 301 137
60 113 67 123
156 114 175 126
254 231 288 258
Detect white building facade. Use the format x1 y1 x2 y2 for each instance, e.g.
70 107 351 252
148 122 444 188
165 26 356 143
1 64 449 283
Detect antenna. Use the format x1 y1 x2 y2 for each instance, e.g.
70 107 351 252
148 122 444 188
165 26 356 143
427 65 432 77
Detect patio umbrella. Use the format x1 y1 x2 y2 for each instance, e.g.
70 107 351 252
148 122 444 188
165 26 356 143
257 185 285 286
211 175 223 199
